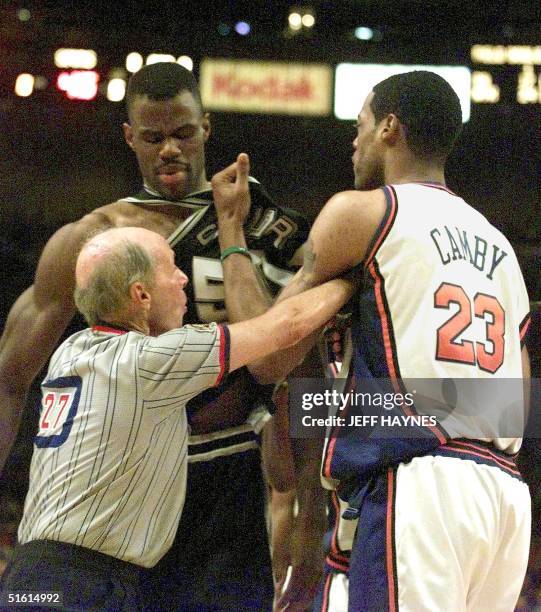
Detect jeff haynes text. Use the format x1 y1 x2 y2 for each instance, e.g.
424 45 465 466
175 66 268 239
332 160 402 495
301 414 438 427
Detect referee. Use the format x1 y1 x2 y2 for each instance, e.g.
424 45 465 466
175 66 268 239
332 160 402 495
0 226 352 611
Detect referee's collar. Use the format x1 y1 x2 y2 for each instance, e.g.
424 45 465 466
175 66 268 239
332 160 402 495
92 322 131 335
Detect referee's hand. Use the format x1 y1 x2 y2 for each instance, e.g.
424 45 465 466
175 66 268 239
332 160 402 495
211 152 251 224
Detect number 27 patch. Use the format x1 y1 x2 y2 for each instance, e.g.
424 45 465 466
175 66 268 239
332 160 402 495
35 376 82 448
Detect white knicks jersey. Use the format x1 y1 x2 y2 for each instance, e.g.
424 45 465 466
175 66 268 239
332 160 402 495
363 184 529 446
18 323 229 567
322 183 531 485
367 183 529 364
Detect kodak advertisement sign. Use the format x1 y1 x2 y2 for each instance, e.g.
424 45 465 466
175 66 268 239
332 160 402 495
200 58 332 116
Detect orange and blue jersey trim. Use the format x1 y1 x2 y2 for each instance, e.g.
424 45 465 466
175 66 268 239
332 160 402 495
430 439 523 481
519 313 531 348
345 467 399 612
322 371 355 481
319 572 333 612
364 186 398 268
385 468 399 612
367 258 448 444
215 324 230 386
367 258 401 383
325 491 351 572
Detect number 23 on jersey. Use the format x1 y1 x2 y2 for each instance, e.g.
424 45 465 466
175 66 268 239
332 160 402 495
434 282 505 374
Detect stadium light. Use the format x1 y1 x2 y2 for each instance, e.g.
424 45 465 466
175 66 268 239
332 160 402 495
217 23 231 36
177 56 193 71
302 13 315 28
288 12 302 29
57 70 99 101
54 48 97 70
107 78 126 102
355 26 374 41
235 21 251 35
15 73 34 97
17 8 31 22
146 54 176 65
288 6 315 33
126 52 144 73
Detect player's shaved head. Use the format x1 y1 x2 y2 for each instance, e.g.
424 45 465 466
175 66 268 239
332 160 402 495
74 227 163 326
125 62 203 121
370 70 462 160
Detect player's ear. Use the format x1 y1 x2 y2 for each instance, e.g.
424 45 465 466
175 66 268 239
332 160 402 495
123 122 135 150
379 113 401 146
202 112 211 144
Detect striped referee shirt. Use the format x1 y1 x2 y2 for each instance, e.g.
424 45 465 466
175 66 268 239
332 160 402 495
18 322 229 567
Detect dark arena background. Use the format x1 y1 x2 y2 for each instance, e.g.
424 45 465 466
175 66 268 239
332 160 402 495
0 0 539 608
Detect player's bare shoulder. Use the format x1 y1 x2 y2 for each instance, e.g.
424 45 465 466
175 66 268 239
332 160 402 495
310 188 387 269
326 188 386 229
95 197 185 239
33 207 115 299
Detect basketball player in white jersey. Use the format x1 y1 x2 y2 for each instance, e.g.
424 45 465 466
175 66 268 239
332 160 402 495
216 71 531 612
0 224 353 610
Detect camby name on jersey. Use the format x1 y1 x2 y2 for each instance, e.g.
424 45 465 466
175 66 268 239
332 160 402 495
430 225 507 280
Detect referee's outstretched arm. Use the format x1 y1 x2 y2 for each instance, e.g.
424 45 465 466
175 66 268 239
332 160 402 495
72 225 355 379
227 275 354 374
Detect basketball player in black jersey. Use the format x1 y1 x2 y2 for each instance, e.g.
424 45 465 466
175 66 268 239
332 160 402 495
0 62 325 610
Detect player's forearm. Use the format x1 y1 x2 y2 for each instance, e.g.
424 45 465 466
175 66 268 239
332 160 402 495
218 216 272 322
249 278 353 383
273 457 326 611
261 384 296 492
293 485 326 556
290 438 326 575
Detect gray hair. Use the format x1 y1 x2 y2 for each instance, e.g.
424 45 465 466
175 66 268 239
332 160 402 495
74 240 155 326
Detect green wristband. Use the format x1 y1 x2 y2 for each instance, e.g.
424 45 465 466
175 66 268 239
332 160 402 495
220 246 251 262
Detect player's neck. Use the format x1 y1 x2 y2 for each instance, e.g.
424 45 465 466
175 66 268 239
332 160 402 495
143 178 211 200
385 156 446 187
196 178 212 193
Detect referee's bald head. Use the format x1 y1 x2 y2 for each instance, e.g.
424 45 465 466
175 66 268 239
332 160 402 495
74 227 166 327
75 227 160 289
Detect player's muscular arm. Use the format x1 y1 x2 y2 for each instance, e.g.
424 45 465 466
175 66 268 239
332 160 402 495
213 154 319 383
212 153 273 322
278 189 387 302
261 347 324 493
0 214 111 475
261 383 296 492
263 396 326 608
245 191 384 382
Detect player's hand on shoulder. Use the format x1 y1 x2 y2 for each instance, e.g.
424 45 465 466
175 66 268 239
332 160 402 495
211 152 251 224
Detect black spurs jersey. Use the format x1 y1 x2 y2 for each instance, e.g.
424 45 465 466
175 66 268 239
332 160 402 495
123 178 310 458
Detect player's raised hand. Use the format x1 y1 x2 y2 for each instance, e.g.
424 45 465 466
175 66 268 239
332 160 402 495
211 152 251 224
